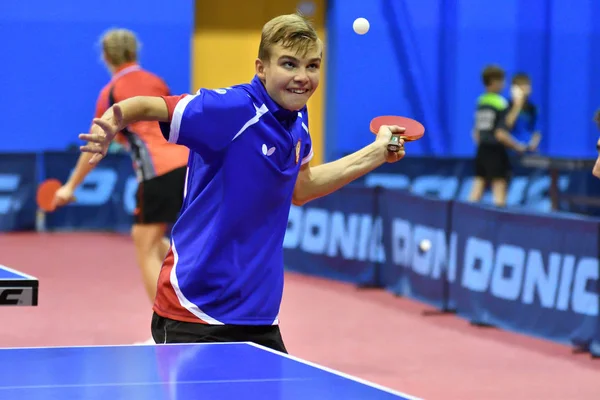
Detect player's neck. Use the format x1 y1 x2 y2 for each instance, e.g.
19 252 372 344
108 62 139 77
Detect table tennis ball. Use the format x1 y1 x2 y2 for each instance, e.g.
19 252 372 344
419 239 431 252
353 17 370 35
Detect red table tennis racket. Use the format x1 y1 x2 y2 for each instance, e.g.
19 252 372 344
36 179 75 212
370 115 425 152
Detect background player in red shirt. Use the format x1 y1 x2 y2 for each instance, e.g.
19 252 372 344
53 29 189 343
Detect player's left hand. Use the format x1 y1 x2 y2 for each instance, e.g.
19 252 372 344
375 124 406 163
79 104 124 165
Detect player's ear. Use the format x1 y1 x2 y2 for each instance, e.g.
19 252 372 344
255 58 266 80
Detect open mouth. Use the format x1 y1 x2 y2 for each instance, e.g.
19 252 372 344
287 88 309 94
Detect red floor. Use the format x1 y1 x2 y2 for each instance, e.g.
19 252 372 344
1 232 598 399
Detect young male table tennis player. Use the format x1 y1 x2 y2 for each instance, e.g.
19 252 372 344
468 65 527 207
53 29 188 342
79 14 407 353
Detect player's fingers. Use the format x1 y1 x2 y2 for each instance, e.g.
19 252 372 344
78 133 106 143
93 118 115 133
51 195 60 208
79 144 100 153
388 125 406 134
78 134 93 142
89 153 104 165
80 142 106 157
52 192 71 208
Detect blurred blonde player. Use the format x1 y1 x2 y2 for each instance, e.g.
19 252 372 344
53 29 189 342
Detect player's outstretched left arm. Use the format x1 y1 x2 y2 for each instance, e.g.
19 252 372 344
292 125 405 206
79 96 170 165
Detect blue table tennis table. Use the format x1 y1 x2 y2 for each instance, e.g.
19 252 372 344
0 342 422 399
0 264 38 306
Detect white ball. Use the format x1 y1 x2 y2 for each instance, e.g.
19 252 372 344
353 17 370 35
419 239 431 252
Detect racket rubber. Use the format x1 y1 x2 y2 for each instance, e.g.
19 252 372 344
36 179 63 212
370 116 425 153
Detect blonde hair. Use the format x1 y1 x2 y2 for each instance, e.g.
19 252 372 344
100 28 139 66
258 13 322 61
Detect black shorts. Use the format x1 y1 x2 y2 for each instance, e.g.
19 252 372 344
474 144 511 181
135 167 186 225
150 312 288 353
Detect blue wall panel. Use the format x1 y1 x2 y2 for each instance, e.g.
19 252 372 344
0 0 193 152
326 0 600 160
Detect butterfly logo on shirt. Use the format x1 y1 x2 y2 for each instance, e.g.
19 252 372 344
262 144 276 156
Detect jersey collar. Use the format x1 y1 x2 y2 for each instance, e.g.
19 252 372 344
250 75 304 127
111 62 141 81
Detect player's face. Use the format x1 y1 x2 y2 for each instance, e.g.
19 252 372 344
256 43 322 111
493 78 505 93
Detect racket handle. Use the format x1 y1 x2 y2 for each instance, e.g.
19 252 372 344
387 135 402 152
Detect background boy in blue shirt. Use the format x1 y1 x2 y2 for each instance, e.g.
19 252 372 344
505 73 542 153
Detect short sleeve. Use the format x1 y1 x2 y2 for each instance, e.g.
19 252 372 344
298 109 313 165
495 105 509 132
160 87 257 155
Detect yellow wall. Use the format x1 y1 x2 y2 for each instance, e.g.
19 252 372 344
192 0 326 165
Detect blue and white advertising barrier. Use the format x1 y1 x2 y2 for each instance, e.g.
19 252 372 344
449 202 599 349
0 153 38 232
284 188 600 356
378 190 451 310
1 152 599 355
42 152 137 233
356 156 599 215
2 152 598 231
283 186 379 286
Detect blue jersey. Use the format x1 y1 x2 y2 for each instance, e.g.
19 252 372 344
507 99 540 143
153 75 313 325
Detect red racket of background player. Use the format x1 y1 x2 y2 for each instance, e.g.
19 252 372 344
36 179 63 212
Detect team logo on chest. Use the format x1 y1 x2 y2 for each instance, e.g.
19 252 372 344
295 139 301 164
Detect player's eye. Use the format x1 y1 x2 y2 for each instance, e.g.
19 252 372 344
282 61 296 69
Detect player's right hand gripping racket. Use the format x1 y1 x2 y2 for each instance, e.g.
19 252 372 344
36 179 75 212
370 115 426 152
